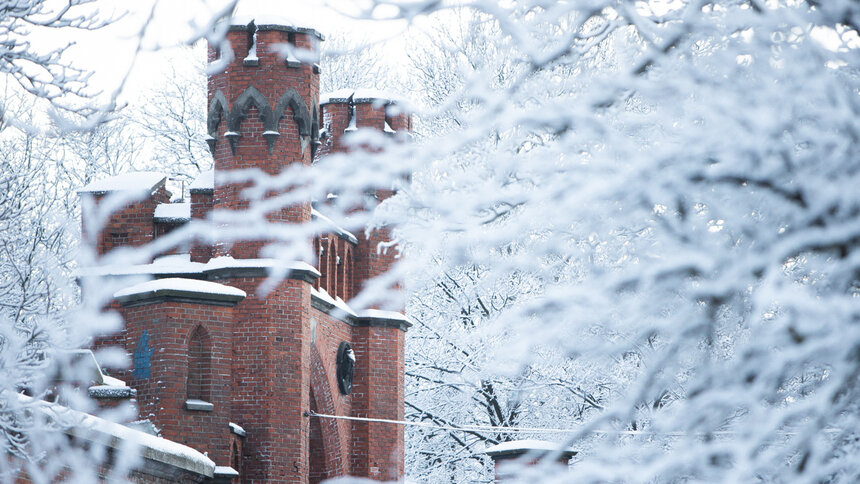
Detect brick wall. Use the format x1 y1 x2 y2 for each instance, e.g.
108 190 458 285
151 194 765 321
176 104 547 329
119 300 234 466
214 275 311 483
208 25 319 260
190 190 214 262
82 184 171 258
349 325 406 480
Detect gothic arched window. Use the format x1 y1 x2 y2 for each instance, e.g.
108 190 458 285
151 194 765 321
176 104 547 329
186 325 212 404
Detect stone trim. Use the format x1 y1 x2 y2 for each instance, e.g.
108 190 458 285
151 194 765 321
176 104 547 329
228 23 325 41
204 265 319 284
185 399 215 412
310 294 411 332
88 385 137 399
354 314 412 332
116 289 245 308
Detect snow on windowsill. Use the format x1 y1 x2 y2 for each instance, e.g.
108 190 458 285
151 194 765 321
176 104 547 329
88 385 136 399
185 399 214 412
153 254 191 265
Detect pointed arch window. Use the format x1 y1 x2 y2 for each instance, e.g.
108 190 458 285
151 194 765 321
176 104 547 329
185 325 214 411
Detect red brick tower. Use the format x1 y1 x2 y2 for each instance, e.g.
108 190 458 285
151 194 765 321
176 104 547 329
316 92 412 480
208 20 321 259
81 18 412 484
205 20 324 483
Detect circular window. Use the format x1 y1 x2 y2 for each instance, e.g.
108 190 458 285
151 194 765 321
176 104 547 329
336 342 355 395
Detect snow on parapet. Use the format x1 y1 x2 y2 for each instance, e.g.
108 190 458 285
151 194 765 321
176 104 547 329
189 169 214 192
79 257 320 278
114 278 246 300
320 88 407 106
79 172 167 194
319 88 355 105
205 256 321 277
154 203 190 221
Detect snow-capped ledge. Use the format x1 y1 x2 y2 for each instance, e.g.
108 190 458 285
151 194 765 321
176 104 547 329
89 385 137 399
114 278 246 306
310 287 411 332
77 256 321 284
355 309 412 332
185 399 214 412
189 169 214 193
485 439 577 459
215 466 240 477
229 422 246 437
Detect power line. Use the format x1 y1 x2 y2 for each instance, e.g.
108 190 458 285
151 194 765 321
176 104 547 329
306 411 674 435
305 412 835 438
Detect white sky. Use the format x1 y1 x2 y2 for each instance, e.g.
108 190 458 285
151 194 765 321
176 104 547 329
64 0 410 106
39 0 859 113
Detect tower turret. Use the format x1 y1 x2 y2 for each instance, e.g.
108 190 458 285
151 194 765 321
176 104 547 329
207 20 323 259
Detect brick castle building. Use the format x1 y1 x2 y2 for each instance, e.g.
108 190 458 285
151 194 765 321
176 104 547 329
77 17 411 483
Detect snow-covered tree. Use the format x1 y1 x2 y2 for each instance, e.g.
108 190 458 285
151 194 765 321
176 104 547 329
248 1 860 481
132 48 210 180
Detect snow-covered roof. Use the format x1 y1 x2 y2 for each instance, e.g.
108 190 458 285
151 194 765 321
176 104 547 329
79 172 167 194
113 278 247 303
154 203 190 222
21 395 215 477
189 169 214 192
485 440 577 458
320 88 406 105
312 209 358 244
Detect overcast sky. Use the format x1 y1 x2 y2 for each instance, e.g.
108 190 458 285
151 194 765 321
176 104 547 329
64 0 411 107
